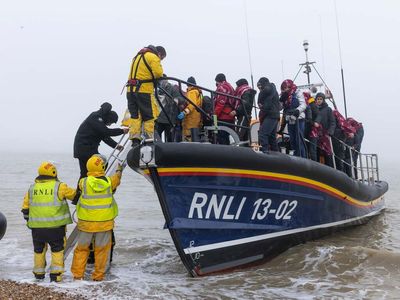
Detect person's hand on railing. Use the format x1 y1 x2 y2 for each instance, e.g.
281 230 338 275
116 163 124 174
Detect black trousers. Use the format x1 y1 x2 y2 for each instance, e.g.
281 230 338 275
236 115 251 141
155 122 174 142
258 118 279 152
127 92 154 121
332 139 345 172
32 227 65 253
33 239 64 253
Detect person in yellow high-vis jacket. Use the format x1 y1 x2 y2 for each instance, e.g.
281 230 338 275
180 76 203 141
126 45 166 145
21 162 75 282
71 154 122 281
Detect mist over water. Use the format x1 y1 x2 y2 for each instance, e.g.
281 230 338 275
0 152 399 299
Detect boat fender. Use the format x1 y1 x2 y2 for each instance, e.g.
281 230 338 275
0 211 6 240
140 145 155 166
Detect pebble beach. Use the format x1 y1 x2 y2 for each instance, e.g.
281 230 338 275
0 280 86 300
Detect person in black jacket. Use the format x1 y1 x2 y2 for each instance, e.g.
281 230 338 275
73 102 128 179
304 92 320 161
232 78 256 142
257 77 280 153
314 93 336 167
155 79 185 142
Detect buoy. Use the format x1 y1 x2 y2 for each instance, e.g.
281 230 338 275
0 211 7 240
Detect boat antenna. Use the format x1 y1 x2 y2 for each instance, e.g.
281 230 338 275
334 0 348 118
319 15 326 79
303 40 311 84
243 0 254 90
243 0 257 118
294 40 315 85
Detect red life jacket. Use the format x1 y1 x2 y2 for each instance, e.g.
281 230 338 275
214 81 235 121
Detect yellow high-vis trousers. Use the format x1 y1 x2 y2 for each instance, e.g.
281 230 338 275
71 230 112 281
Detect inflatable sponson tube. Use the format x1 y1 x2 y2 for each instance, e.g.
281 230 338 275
128 142 388 202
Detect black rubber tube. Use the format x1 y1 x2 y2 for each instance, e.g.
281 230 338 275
0 211 7 240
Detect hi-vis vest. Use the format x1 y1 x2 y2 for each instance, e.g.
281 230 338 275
77 176 118 222
28 181 72 228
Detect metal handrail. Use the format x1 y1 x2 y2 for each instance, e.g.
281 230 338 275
330 136 380 184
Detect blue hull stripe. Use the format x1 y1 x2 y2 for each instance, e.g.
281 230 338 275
168 217 287 230
183 207 384 254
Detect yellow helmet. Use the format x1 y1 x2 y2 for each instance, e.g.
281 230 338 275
38 162 57 177
86 154 107 173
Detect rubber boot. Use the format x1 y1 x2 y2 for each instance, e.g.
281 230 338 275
50 273 62 283
131 138 141 148
34 273 45 280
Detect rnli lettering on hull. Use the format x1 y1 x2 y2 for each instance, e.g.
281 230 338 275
188 192 298 221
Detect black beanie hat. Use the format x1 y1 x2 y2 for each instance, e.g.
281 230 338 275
187 76 196 85
236 78 248 87
100 102 112 116
215 73 226 83
104 110 118 125
257 77 270 88
316 92 326 100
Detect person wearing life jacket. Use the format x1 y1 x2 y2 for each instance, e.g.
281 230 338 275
126 45 166 145
178 76 203 141
232 78 256 142
279 79 307 157
71 154 122 281
257 77 280 152
214 73 235 145
312 93 336 167
345 117 364 178
21 162 75 282
332 110 356 172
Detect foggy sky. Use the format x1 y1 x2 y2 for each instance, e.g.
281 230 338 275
1 0 399 163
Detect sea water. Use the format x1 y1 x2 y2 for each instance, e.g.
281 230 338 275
0 151 399 300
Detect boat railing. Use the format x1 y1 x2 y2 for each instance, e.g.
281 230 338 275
330 136 380 184
155 76 255 144
154 77 380 185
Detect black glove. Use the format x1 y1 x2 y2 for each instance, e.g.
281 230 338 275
21 209 29 221
292 109 300 118
72 190 81 205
